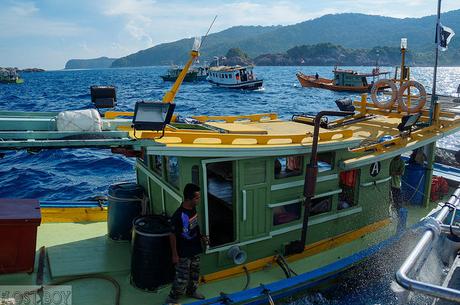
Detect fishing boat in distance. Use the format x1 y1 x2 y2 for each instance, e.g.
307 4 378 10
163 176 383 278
161 65 208 82
0 67 24 84
208 65 263 90
296 66 390 93
1 34 460 305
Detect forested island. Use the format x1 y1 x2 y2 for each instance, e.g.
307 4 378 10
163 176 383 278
65 10 460 69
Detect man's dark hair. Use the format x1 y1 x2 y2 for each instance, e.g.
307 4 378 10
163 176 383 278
183 183 200 200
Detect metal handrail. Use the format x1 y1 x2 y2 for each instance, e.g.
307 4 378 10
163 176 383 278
396 185 460 302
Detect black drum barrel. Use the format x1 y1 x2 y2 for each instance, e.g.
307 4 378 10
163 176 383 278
131 215 174 291
107 182 144 241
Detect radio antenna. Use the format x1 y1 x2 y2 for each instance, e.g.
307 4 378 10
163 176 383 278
200 15 217 50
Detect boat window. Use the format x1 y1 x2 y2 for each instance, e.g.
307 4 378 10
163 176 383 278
192 165 199 185
318 152 334 173
273 202 301 226
165 156 180 189
274 156 303 179
229 74 232 78
225 74 228 79
310 196 332 216
206 161 235 247
339 170 358 210
153 155 163 175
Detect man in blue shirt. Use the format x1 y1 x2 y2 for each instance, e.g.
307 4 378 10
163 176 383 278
166 183 206 303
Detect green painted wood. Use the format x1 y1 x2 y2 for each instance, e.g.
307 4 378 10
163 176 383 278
0 111 58 117
238 159 270 242
47 236 130 278
0 117 56 131
0 138 135 149
0 131 128 140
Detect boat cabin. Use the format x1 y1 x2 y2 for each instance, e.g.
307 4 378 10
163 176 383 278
333 69 370 87
134 120 397 277
207 65 259 87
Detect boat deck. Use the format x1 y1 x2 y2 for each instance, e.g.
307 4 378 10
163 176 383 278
0 201 440 305
1 222 261 305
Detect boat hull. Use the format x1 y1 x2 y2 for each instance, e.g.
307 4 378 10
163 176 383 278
209 79 263 90
189 228 401 305
161 74 198 82
0 78 24 84
296 73 370 93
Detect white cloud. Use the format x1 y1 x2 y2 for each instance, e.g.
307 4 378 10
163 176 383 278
96 0 333 47
9 2 39 16
0 1 84 38
101 0 158 47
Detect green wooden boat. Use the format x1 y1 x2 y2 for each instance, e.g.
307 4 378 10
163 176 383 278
0 68 24 84
0 43 460 305
161 66 199 82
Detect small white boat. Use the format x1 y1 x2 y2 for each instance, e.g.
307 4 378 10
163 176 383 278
208 65 263 90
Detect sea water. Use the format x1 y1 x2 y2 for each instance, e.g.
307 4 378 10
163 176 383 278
0 66 459 303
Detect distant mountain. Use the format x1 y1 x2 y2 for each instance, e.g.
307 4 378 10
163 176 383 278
111 26 280 67
65 57 116 69
65 10 460 68
109 10 460 67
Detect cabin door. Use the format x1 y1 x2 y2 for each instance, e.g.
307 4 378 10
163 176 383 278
238 159 270 242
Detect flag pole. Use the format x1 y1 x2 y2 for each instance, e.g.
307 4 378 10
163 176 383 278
429 0 442 125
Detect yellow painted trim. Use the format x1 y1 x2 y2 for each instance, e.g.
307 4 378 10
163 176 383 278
192 113 278 123
104 111 134 119
201 218 390 283
41 207 107 223
121 129 353 146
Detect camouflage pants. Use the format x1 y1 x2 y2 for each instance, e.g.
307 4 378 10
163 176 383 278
169 255 200 298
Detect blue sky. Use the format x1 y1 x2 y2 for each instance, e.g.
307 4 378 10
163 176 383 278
1 0 459 70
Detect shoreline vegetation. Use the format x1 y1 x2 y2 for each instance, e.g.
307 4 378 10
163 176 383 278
0 67 45 73
65 43 460 69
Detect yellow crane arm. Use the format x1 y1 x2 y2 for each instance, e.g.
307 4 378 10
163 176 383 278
162 50 200 103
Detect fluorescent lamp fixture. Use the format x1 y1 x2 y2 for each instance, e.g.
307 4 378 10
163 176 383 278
132 101 176 131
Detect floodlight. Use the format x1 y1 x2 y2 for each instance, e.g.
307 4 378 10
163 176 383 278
397 114 420 133
401 38 408 50
90 86 116 109
132 101 176 131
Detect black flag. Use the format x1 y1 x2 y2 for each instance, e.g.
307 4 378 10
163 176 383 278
438 24 455 51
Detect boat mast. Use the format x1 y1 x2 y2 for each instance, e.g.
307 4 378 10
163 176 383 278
429 0 442 124
162 47 200 104
162 16 217 104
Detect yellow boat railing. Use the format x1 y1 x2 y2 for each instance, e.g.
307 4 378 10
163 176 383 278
124 129 354 145
192 113 278 123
